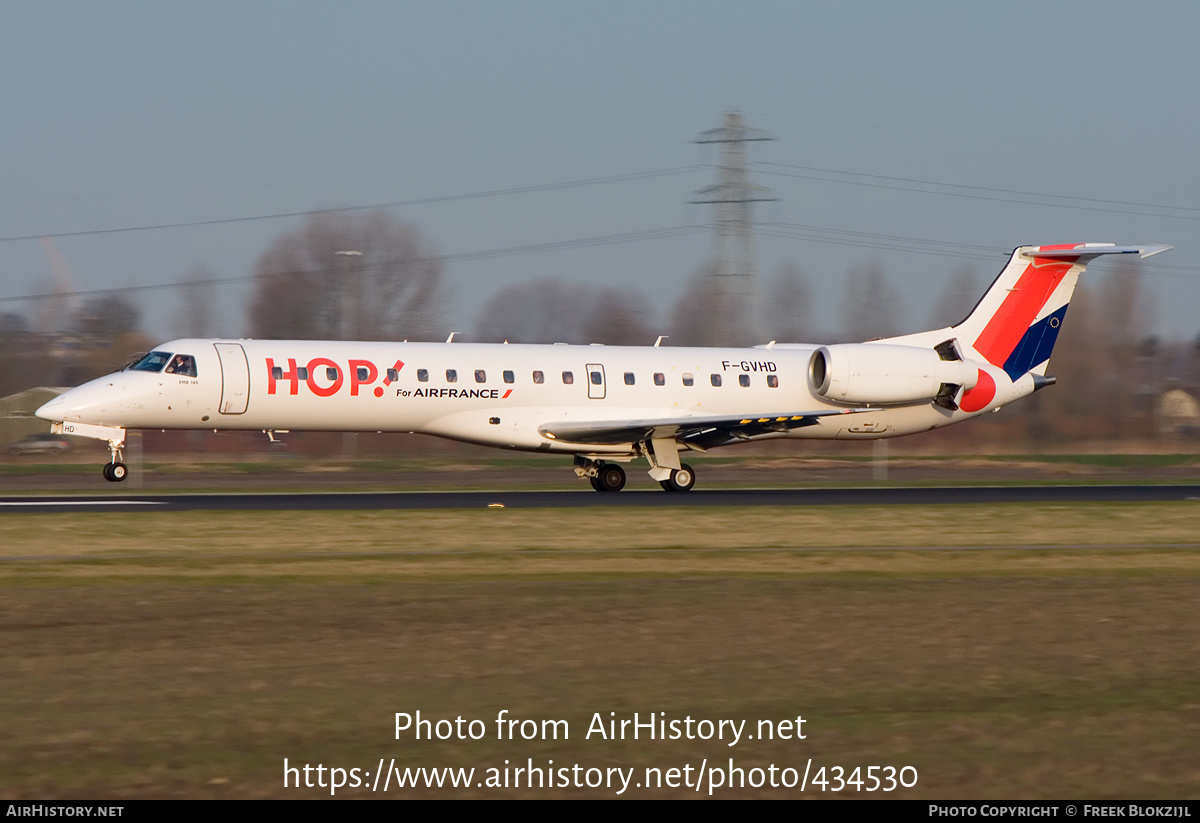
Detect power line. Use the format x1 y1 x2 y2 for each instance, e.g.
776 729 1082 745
5 217 1191 311
759 221 1199 280
0 224 707 305
753 162 1200 221
759 221 1008 260
0 166 704 243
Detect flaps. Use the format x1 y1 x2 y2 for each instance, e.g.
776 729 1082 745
538 407 866 448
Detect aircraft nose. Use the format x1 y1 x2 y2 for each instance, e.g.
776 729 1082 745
34 395 65 421
33 377 125 424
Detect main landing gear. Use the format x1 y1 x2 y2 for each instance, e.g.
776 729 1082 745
575 456 626 492
659 464 695 493
574 455 696 492
589 463 626 492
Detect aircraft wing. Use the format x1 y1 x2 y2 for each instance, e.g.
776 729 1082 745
538 407 866 450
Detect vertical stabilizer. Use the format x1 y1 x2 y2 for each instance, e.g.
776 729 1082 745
954 243 1169 379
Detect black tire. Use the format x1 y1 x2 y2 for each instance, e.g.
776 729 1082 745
589 475 604 492
105 462 128 483
662 463 696 492
595 463 626 492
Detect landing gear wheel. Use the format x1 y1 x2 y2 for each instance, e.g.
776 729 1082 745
103 462 128 483
594 463 626 492
659 463 696 492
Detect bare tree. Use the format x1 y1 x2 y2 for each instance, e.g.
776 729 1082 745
63 295 152 384
248 211 445 341
0 312 38 395
928 263 979 329
473 278 652 345
171 265 217 338
838 262 904 342
1017 264 1160 440
581 288 654 345
667 261 720 347
764 260 814 343
72 295 140 345
1096 263 1157 433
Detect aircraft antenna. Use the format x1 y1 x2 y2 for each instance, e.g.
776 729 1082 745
691 109 776 346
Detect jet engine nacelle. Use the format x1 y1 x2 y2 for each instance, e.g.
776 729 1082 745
808 343 980 405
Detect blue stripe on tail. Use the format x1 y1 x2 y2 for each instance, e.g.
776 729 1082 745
1002 305 1068 380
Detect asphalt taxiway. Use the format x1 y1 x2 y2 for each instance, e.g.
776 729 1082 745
1 485 1197 513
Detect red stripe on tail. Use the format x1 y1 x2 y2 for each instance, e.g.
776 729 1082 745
972 261 1071 367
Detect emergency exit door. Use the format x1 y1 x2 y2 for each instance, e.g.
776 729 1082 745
586 363 606 400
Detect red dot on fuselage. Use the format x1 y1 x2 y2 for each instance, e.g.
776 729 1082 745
374 386 384 397
959 369 996 413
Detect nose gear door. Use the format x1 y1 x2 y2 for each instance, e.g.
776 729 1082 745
214 342 250 414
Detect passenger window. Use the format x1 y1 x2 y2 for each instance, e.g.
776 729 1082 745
590 371 602 386
682 373 694 387
387 368 399 382
739 374 750 388
356 366 370 382
326 366 339 381
503 370 515 384
624 372 635 385
475 369 486 383
532 370 544 384
297 367 309 381
562 371 574 385
165 354 197 377
271 366 283 380
710 374 722 387
446 369 457 383
767 375 779 388
417 369 429 382
654 373 665 386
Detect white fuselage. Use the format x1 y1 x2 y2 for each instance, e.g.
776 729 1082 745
33 244 1166 487
36 338 1026 456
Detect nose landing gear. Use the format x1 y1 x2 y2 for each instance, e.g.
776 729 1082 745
46 422 131 483
102 435 128 483
102 461 128 482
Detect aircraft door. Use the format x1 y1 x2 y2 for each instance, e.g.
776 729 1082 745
214 342 250 415
586 363 606 400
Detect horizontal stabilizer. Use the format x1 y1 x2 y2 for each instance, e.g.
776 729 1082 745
1025 243 1172 262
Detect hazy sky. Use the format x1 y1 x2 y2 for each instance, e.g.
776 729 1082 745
3 1 1197 342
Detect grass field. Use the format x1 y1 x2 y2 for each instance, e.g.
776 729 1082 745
2 502 1198 798
3 450 1200 493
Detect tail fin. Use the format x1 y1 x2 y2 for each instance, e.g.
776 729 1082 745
955 243 1170 380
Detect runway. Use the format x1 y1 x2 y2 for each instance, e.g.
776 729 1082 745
1 485 1198 513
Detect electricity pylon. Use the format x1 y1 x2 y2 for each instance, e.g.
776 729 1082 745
691 109 776 346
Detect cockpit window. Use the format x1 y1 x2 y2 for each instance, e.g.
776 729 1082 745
130 351 173 373
165 354 197 377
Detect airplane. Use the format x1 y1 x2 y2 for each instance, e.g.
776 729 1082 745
35 242 1169 491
